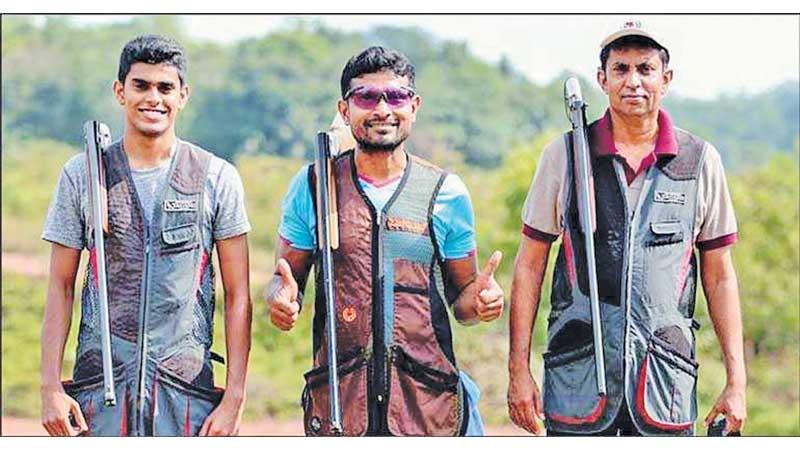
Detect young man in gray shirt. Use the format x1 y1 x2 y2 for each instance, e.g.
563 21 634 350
40 35 252 436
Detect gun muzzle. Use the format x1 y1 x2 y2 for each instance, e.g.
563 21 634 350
564 76 587 128
97 122 112 149
564 76 585 111
565 76 582 102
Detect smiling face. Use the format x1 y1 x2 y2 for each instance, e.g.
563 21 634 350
337 70 420 154
113 62 189 138
597 46 672 118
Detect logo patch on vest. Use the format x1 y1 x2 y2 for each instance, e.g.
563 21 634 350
386 217 427 235
654 190 686 205
163 199 198 212
342 306 357 323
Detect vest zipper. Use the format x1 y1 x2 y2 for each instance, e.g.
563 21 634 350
621 165 655 422
352 177 387 432
374 209 388 430
135 230 151 435
120 141 177 435
126 160 156 435
349 153 411 434
121 156 152 436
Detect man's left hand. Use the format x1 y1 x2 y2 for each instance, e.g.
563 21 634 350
475 250 504 322
704 384 747 434
199 394 244 436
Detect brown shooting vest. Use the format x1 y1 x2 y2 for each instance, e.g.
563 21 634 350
301 150 467 436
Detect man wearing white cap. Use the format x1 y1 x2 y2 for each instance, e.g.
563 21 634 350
506 20 747 436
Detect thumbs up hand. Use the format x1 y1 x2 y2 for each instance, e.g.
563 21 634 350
266 258 301 331
474 250 504 322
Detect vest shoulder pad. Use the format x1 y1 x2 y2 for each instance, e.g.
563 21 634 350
409 154 444 176
660 128 706 181
170 142 213 194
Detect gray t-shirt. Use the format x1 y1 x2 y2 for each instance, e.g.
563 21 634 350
41 139 251 251
131 160 171 226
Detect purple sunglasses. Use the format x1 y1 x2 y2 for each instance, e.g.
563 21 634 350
343 85 416 110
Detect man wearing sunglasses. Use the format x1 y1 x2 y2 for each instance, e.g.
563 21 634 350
265 46 504 436
507 21 746 436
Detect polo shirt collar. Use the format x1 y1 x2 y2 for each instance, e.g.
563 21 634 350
590 108 679 158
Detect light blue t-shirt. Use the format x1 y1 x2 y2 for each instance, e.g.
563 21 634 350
278 163 477 260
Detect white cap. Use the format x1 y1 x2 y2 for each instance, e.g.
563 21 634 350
600 19 669 57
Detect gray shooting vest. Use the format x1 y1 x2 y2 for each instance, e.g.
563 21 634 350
301 151 469 436
62 140 223 436
543 121 706 436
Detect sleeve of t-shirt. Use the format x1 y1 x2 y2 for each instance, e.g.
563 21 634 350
432 173 476 260
695 142 738 251
520 137 567 242
278 164 317 251
212 161 252 241
41 159 86 250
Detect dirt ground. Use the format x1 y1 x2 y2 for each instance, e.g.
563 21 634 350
1 416 528 436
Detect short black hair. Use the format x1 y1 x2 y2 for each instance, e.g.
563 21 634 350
340 46 416 98
600 35 670 71
117 35 188 85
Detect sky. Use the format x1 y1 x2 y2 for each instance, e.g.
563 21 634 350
67 14 800 100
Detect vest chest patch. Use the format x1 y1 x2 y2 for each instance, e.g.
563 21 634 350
342 306 357 323
163 199 198 212
653 190 686 205
386 217 427 235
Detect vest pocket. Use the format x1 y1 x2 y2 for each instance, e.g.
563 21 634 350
62 363 128 436
152 365 224 436
386 346 462 436
160 223 200 255
542 341 606 426
634 334 698 432
646 221 684 247
301 348 369 436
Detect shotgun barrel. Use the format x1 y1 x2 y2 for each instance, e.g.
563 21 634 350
563 77 607 396
315 131 343 434
83 120 116 407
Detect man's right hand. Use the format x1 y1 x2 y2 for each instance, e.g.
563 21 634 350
41 386 87 436
265 258 300 331
507 369 545 435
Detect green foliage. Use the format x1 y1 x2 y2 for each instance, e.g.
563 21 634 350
1 271 80 417
1 139 77 254
727 152 800 355
4 16 794 169
664 83 800 169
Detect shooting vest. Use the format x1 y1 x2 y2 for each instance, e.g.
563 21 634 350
62 140 223 436
543 121 706 436
301 150 469 436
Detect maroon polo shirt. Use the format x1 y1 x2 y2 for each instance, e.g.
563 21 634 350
591 108 678 184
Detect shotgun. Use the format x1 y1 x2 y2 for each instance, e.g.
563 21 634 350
563 77 607 396
83 121 116 407
314 131 342 434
